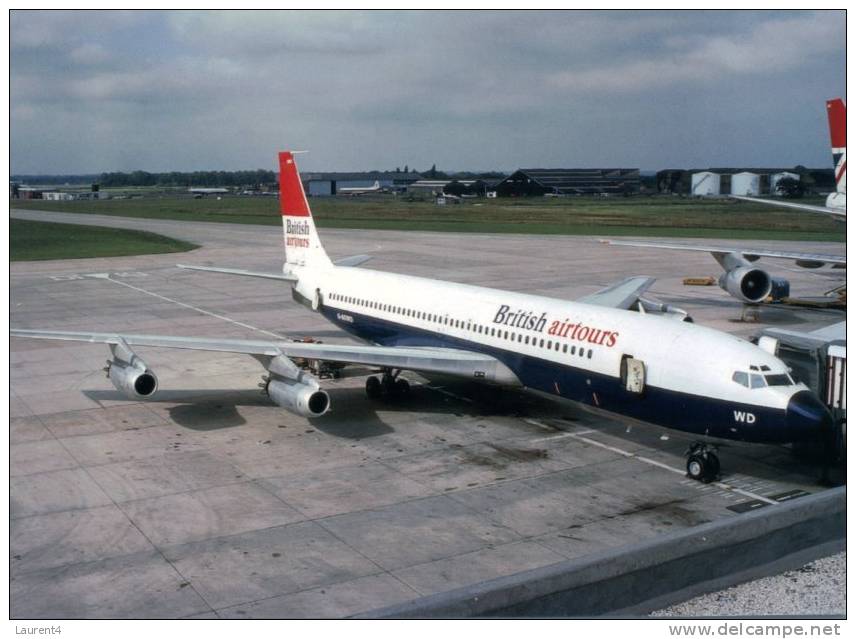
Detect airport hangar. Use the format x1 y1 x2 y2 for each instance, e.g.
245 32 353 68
9 210 844 619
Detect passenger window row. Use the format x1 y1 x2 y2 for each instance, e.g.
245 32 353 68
329 292 594 359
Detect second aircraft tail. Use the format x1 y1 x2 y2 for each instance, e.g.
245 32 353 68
826 98 846 195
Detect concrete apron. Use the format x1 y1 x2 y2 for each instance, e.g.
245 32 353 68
361 486 845 618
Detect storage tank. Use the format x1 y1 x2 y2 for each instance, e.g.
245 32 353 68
691 171 720 196
731 172 760 196
770 171 800 195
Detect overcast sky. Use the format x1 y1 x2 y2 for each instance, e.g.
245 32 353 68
10 10 846 174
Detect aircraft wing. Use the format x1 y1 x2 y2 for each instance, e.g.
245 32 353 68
602 240 846 267
577 276 656 309
731 195 845 219
10 329 518 383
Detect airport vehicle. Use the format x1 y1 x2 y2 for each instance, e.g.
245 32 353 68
338 180 381 195
11 152 837 482
731 98 846 220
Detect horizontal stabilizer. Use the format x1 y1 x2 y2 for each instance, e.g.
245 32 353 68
176 264 297 282
334 254 372 268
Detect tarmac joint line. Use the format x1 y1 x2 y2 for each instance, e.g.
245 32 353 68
523 418 779 506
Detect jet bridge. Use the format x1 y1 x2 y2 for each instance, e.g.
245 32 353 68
754 322 846 451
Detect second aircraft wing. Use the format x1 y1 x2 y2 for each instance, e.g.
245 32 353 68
601 239 846 267
730 195 845 220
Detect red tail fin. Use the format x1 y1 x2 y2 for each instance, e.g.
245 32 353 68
826 99 846 149
278 151 331 273
826 99 846 193
279 151 311 217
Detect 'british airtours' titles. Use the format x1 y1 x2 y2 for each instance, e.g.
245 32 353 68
286 218 311 248
493 304 619 347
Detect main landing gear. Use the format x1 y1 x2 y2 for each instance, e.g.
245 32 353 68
685 442 720 483
365 369 410 401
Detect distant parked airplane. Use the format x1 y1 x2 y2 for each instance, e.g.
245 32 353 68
338 180 381 195
189 187 229 196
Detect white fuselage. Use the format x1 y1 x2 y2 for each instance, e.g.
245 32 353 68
292 263 821 444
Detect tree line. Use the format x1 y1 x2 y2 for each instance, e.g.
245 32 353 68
14 166 508 188
98 169 279 188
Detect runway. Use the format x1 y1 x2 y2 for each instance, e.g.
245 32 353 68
9 209 845 618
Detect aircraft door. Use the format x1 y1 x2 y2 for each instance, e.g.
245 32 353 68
621 355 646 395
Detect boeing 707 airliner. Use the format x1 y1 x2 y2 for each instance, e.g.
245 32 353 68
11 152 836 482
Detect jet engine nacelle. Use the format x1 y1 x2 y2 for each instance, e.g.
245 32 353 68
266 378 330 418
263 353 330 418
637 297 693 322
826 191 846 211
107 360 158 399
719 266 773 304
105 340 158 399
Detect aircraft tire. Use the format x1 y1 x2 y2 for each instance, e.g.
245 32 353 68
686 455 707 482
365 376 382 399
706 453 720 480
395 378 410 396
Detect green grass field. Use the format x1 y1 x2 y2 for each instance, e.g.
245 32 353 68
10 194 844 242
10 219 199 261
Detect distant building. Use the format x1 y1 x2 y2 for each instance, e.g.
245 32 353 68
407 180 449 196
43 192 75 201
494 168 640 197
691 172 721 196
730 172 760 196
408 179 494 197
660 168 834 195
302 171 423 196
770 171 800 195
656 170 690 194
16 187 44 199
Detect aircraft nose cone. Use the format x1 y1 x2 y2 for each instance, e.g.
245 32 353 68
786 390 833 441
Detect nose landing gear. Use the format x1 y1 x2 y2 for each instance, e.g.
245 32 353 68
365 369 410 401
686 442 720 482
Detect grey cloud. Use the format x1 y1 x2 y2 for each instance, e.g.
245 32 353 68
547 12 843 93
10 10 845 174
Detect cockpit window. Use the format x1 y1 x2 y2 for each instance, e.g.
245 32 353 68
735 370 794 389
765 374 793 386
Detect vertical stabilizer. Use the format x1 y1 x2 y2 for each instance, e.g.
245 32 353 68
279 151 332 275
826 99 846 195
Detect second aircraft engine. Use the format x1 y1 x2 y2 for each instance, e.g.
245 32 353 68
718 266 773 304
